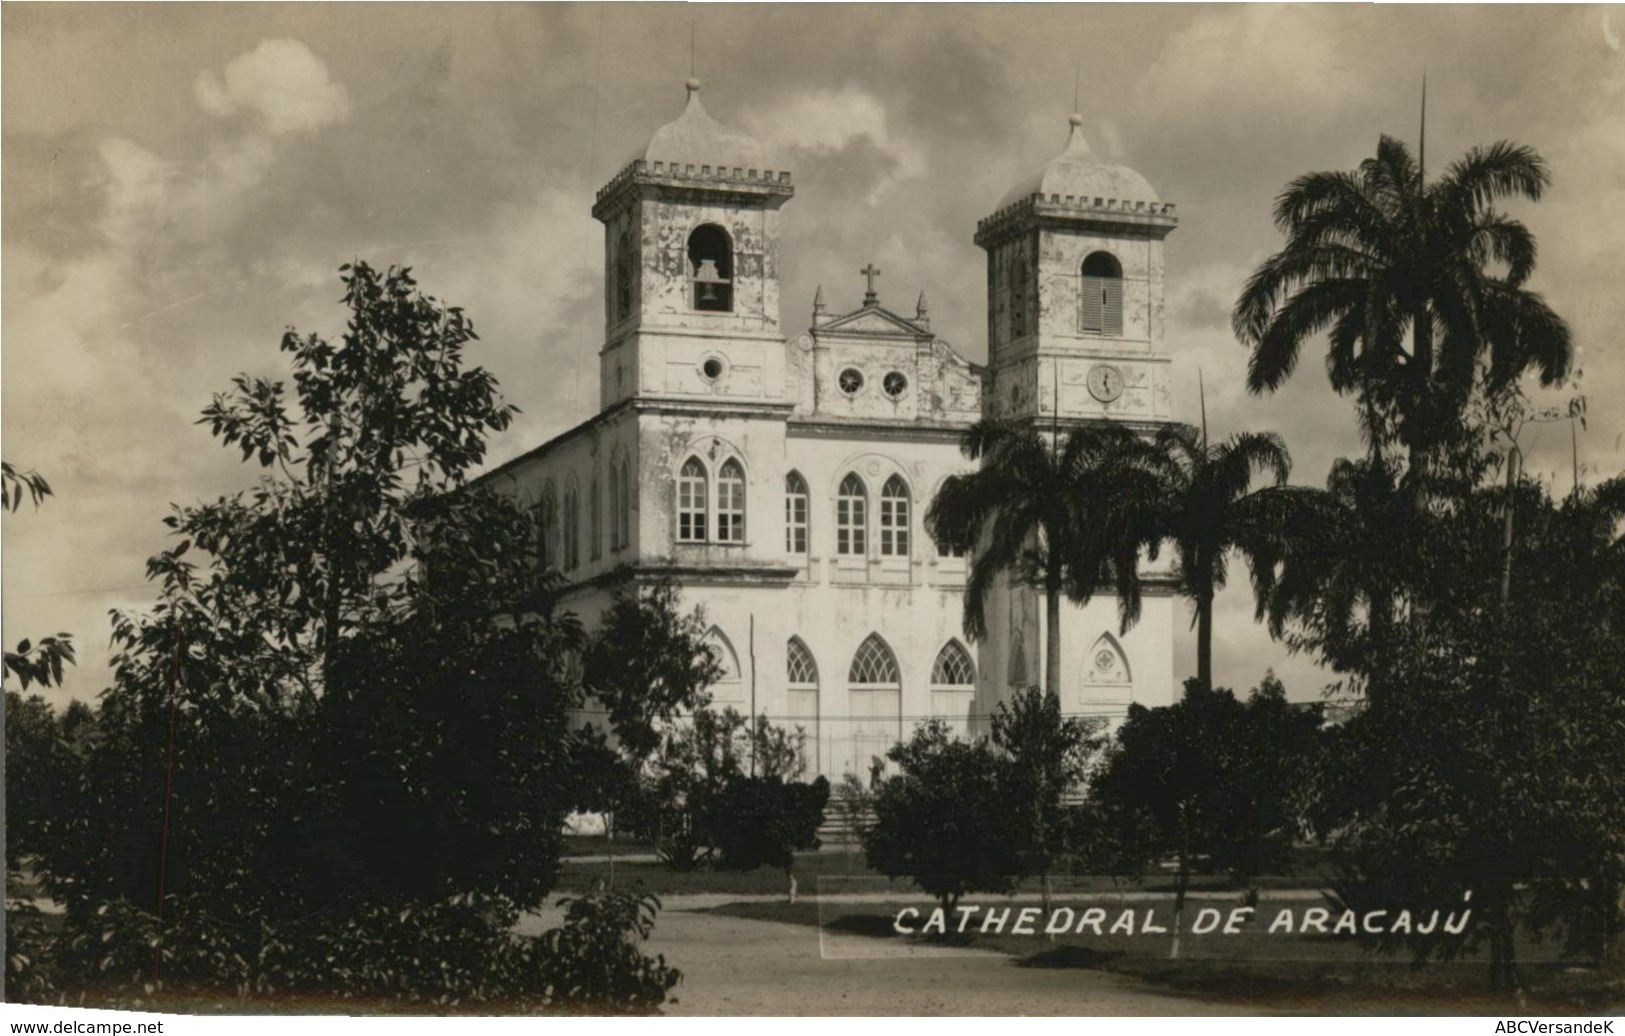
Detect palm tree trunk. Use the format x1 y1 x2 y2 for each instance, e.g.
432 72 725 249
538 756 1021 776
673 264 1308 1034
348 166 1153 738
1196 585 1214 693
1045 584 1062 695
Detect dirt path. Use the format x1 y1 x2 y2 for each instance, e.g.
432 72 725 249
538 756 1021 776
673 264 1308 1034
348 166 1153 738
522 898 1259 1016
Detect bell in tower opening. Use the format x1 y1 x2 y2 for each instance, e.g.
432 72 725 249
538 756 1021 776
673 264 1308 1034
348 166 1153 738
688 223 733 312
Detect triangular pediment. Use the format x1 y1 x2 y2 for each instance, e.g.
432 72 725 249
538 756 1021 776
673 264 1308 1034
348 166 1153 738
816 305 927 337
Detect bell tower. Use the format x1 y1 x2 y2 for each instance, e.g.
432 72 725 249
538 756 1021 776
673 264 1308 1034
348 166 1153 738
969 110 1182 738
591 79 794 411
974 113 1178 428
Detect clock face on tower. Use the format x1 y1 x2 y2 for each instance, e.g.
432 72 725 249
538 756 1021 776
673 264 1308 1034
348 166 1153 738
1087 363 1125 403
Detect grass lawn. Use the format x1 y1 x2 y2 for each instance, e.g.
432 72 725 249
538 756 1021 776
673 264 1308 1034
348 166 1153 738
705 895 1625 1013
554 848 893 896
555 848 1337 898
560 833 656 857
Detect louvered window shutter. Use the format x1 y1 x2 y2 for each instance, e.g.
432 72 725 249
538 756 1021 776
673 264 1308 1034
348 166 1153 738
1103 278 1124 336
1081 276 1105 332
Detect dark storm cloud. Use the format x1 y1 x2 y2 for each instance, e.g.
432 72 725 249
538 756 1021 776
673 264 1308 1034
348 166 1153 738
5 5 1621 709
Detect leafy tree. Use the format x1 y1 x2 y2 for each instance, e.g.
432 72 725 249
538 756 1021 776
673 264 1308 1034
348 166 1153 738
1314 468 1625 989
6 694 89 1003
2 462 76 690
1233 135 1571 472
990 686 1105 896
23 263 681 1009
1087 676 1321 956
537 888 682 1014
582 579 724 764
707 775 831 873
863 721 1025 910
926 419 1159 694
630 707 815 871
1 461 52 512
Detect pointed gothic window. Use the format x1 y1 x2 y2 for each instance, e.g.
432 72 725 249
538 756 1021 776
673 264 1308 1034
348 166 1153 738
563 477 580 571
717 459 746 543
706 627 743 702
785 471 809 554
687 224 733 312
1084 633 1132 685
590 469 602 560
787 636 820 776
931 640 976 688
617 456 632 549
836 473 867 556
537 481 557 569
677 458 708 543
848 633 901 774
849 634 900 686
1081 251 1124 336
879 475 910 557
931 639 976 739
1008 629 1028 688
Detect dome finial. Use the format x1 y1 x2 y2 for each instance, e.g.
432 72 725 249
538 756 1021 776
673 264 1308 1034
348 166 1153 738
687 19 699 95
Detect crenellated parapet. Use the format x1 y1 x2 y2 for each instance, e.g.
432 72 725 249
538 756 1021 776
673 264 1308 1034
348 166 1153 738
593 159 794 220
974 193 1178 248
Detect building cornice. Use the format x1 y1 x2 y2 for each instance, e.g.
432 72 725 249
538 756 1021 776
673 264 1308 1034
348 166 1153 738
786 418 973 445
975 195 1178 250
593 160 794 222
555 560 802 597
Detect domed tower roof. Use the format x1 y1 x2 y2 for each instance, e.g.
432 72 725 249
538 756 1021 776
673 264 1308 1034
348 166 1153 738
999 114 1159 209
637 78 768 171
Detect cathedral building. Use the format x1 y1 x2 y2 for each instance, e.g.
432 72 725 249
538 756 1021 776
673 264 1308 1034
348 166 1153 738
480 80 1182 777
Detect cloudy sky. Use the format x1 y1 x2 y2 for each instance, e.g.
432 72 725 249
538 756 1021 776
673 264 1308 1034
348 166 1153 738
5 4 1623 710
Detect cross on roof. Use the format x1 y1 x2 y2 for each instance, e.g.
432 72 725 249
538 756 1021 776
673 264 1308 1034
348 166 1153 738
860 263 881 305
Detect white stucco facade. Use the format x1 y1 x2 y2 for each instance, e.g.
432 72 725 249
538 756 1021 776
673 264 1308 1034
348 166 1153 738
478 84 1183 778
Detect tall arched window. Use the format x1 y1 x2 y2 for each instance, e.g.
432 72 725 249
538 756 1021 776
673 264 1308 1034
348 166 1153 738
1081 251 1124 336
785 471 809 554
615 230 633 320
563 477 580 571
717 459 746 543
836 473 867 556
787 637 820 776
879 475 910 558
705 627 743 702
677 458 708 543
617 456 631 549
589 468 602 560
931 639 977 737
606 470 618 552
848 633 902 775
1010 254 1028 338
1008 628 1028 688
687 224 733 312
537 481 557 569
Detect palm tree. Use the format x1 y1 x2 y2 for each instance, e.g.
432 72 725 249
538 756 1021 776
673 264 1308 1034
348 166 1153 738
1233 135 1571 472
926 420 1158 696
1142 424 1303 691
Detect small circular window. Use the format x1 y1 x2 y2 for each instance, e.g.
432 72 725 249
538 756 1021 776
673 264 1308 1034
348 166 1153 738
701 357 725 381
882 371 908 399
838 368 864 396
